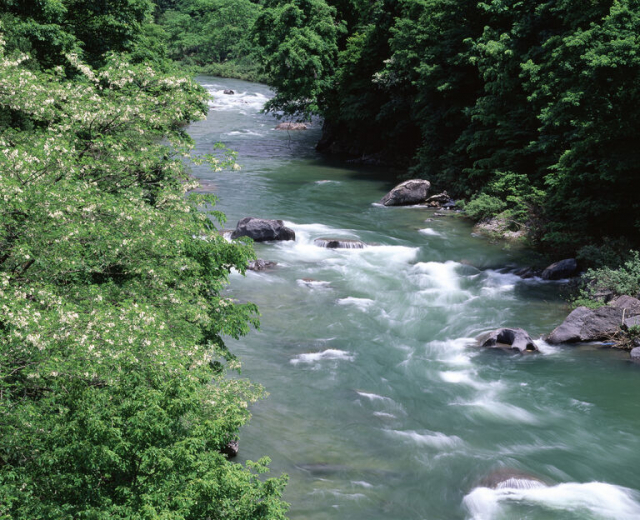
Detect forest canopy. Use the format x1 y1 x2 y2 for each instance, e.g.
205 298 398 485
251 0 640 256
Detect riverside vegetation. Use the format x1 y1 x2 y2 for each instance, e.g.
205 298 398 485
153 0 640 333
2 0 640 517
0 2 288 518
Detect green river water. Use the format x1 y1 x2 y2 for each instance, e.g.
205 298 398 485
188 77 640 520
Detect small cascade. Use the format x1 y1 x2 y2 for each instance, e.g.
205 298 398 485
314 238 366 249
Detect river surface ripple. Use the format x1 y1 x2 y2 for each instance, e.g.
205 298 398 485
188 77 640 520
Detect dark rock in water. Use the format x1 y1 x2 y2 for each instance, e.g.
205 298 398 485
314 238 366 249
247 259 277 271
479 468 548 490
275 122 307 130
221 440 239 458
480 328 539 353
223 89 235 95
425 191 451 207
541 258 578 280
231 217 295 242
547 305 639 344
295 463 350 476
380 179 431 206
513 266 542 279
442 200 457 209
631 347 640 361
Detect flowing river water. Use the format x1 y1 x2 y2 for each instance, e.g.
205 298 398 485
188 77 640 520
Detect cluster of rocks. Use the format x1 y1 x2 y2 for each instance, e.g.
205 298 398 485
379 179 456 209
514 258 579 280
478 295 640 360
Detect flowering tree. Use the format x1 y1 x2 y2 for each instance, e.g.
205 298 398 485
0 38 288 519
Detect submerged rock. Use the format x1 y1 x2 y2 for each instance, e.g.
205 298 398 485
314 238 366 249
275 122 307 130
547 305 639 344
479 328 539 353
478 468 548 490
247 259 277 271
513 266 542 279
223 89 235 95
541 258 579 280
380 179 431 206
231 217 295 242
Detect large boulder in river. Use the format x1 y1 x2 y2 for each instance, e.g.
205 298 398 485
231 217 295 242
541 258 578 280
547 305 637 344
480 328 539 353
380 179 431 206
630 347 640 362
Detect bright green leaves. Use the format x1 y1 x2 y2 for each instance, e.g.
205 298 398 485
0 34 287 520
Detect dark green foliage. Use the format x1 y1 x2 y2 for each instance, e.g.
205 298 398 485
0 0 155 68
254 0 344 118
255 0 640 255
159 0 261 64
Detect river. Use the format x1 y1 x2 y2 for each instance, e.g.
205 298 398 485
187 77 640 520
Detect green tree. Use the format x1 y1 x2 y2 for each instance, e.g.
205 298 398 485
0 39 288 519
254 0 344 118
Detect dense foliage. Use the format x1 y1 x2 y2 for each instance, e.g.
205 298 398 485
0 6 288 519
153 0 266 80
254 0 640 254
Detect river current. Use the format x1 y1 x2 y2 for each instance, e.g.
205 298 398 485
188 77 640 520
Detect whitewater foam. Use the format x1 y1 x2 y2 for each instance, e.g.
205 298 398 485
464 481 640 520
290 349 355 365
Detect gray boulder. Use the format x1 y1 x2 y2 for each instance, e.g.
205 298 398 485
610 295 640 314
541 258 578 280
547 306 629 343
424 191 451 207
380 179 431 206
223 89 235 95
231 217 295 242
630 347 640 362
275 122 307 130
480 328 539 353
